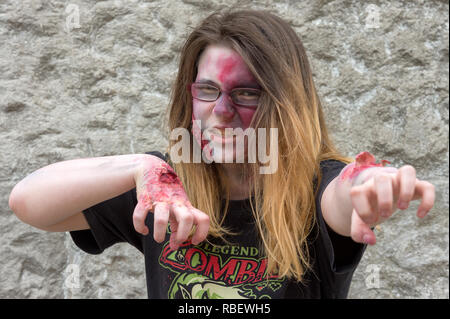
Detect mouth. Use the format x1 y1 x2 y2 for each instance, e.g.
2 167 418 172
206 126 236 142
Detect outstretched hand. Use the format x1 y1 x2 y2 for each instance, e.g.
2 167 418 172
133 156 209 250
347 154 435 245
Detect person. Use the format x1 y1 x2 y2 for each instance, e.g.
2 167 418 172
8 9 435 299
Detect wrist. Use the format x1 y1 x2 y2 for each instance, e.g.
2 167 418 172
132 153 167 185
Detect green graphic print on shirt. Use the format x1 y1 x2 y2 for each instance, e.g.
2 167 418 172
159 240 285 299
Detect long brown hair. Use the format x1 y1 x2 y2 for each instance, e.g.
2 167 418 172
166 9 352 281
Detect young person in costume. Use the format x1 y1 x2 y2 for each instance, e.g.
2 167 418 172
9 10 435 299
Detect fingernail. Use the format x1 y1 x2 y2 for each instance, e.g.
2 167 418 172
363 234 372 244
381 210 390 218
398 201 408 210
418 210 429 218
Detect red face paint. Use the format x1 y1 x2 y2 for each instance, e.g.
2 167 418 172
340 151 391 182
192 114 208 150
214 54 258 129
192 113 213 161
235 107 256 130
191 45 260 163
217 55 240 86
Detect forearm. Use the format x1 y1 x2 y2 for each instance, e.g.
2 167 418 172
9 153 157 228
321 176 351 237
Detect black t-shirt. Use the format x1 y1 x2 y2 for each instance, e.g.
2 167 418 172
70 151 366 299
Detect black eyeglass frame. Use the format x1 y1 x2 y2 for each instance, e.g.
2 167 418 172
187 82 262 107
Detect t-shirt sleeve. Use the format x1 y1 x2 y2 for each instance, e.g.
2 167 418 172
314 160 367 274
69 151 167 255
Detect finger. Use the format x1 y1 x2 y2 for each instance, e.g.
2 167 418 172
350 183 378 225
133 200 150 235
414 180 436 218
168 211 179 250
153 202 170 243
396 165 417 210
190 208 210 245
351 208 376 245
374 173 394 218
172 203 194 245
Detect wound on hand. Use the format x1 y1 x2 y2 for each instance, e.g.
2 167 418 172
340 151 391 182
139 162 189 210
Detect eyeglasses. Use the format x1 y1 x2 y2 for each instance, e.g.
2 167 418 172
188 83 261 107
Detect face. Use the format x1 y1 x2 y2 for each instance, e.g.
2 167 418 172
191 44 260 163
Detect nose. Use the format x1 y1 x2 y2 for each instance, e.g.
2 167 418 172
213 94 235 120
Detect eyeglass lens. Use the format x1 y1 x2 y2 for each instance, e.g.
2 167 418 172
191 83 260 106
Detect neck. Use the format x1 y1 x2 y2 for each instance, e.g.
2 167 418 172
218 163 252 200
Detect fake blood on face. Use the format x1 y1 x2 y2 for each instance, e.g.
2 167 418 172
340 151 391 182
192 114 209 150
192 113 213 161
190 45 260 164
217 55 240 85
192 45 259 131
214 53 258 129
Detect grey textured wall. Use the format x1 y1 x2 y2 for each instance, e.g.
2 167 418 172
1 0 448 299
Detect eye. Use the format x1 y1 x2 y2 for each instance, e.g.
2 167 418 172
239 91 259 98
233 89 261 105
196 84 218 94
192 84 219 101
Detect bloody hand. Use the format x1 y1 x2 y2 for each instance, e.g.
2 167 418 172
343 152 435 245
133 156 209 249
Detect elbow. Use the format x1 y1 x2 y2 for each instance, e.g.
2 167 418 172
9 184 42 228
9 184 55 231
9 184 30 224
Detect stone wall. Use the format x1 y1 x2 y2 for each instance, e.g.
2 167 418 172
1 0 448 298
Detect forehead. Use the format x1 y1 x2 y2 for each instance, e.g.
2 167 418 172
196 44 256 86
